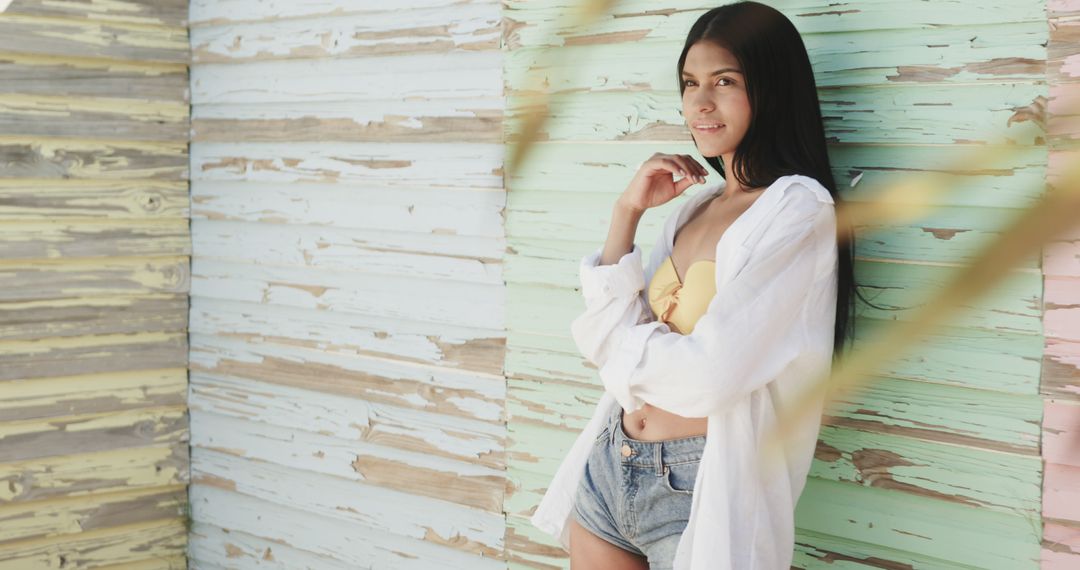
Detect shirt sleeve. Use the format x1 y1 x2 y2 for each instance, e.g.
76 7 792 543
568 242 656 373
597 192 835 418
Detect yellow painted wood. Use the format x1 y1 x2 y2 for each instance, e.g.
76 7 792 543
0 2 191 567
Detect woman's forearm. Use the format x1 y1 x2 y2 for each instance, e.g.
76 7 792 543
599 199 645 266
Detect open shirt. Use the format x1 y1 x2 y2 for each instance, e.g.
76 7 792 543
530 174 839 570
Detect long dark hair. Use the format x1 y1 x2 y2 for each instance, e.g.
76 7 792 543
677 1 876 363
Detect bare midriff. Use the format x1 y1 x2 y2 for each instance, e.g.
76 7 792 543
621 404 709 440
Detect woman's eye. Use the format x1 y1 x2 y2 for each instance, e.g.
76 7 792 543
683 78 733 88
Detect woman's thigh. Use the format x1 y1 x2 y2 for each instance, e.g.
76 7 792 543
569 516 649 570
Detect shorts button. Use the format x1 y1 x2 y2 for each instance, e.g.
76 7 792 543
621 444 633 457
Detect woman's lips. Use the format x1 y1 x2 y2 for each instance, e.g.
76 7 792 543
692 124 725 133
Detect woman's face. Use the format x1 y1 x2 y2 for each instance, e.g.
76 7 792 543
680 41 751 160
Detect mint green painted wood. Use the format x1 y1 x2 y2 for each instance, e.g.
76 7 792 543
792 526 1024 570
509 83 1047 145
504 22 1047 93
505 0 1045 45
808 423 1042 514
795 477 1041 569
827 375 1042 452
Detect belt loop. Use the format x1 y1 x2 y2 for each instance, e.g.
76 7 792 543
610 406 618 445
655 442 663 476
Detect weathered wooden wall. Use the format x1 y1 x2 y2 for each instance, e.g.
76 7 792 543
0 1 1071 568
506 1 1053 569
184 0 508 567
0 0 192 568
1041 0 1080 567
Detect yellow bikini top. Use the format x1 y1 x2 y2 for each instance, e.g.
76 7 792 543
647 255 717 334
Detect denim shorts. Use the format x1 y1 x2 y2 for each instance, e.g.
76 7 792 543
572 404 707 569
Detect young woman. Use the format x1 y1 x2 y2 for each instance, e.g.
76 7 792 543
531 2 858 569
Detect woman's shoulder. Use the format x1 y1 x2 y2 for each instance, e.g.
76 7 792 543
778 174 834 207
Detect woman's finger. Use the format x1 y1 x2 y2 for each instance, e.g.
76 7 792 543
673 154 703 183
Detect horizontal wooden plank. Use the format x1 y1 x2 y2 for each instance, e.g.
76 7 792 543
506 82 1047 145
504 20 1046 92
0 406 187 463
189 333 504 423
191 257 503 330
191 3 499 63
190 484 503 570
0 54 188 102
0 94 188 143
0 368 186 422
191 98 502 143
1041 220 1075 278
1049 9 1080 81
191 50 501 104
0 139 188 180
1045 277 1080 397
0 443 187 504
191 180 505 238
792 524 1022 570
1043 461 1080 523
1046 276 1080 342
847 319 1043 395
0 518 187 570
0 485 186 546
0 295 187 341
81 554 187 570
192 447 504 557
191 521 351 570
189 0 496 27
1041 520 1080 568
191 142 502 188
190 296 502 376
3 0 187 27
793 477 1040 570
1043 400 1080 468
0 256 189 301
191 219 503 287
0 332 188 382
1043 339 1080 401
823 376 1042 455
191 373 505 470
190 410 503 514
0 219 190 259
0 14 189 64
855 259 1042 335
0 180 189 219
504 0 1046 47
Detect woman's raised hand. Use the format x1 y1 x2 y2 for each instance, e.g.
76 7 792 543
617 153 709 214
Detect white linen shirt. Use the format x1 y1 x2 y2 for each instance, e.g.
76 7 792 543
530 174 839 570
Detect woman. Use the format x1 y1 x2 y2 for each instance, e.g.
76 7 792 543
530 3 858 569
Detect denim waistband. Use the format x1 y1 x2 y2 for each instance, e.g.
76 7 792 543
606 404 706 470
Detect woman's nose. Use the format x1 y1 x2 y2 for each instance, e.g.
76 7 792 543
694 92 715 113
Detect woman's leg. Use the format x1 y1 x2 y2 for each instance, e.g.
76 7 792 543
569 516 649 570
